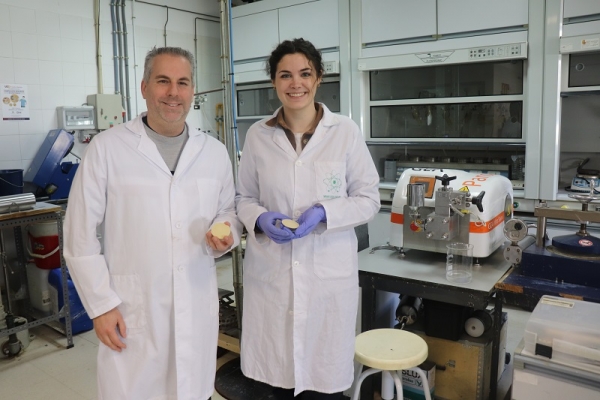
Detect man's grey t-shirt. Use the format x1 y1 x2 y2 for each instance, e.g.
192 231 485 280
143 118 189 174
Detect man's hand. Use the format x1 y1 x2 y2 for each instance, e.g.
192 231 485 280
206 221 234 252
94 307 127 352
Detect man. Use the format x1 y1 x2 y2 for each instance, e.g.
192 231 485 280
64 47 241 400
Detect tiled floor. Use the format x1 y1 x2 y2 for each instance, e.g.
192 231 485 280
0 257 531 400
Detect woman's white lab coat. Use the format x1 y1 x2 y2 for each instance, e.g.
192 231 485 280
236 104 381 395
64 114 241 400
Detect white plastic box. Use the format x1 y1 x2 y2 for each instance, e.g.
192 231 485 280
524 295 600 368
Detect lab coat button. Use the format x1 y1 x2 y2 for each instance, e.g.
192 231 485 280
178 266 184 272
294 211 301 217
295 161 302 166
293 261 299 266
176 222 181 229
288 310 294 315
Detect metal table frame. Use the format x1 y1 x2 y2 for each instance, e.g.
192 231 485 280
0 203 73 349
358 246 511 400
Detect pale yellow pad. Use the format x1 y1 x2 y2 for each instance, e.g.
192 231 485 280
211 223 231 239
282 219 299 230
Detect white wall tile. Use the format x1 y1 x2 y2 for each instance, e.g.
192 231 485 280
13 59 39 84
0 57 15 83
0 135 22 161
195 20 220 39
61 38 83 63
59 0 93 18
84 86 97 99
0 160 23 170
37 35 63 62
83 63 98 88
18 109 43 134
81 17 95 42
60 14 82 40
62 62 85 87
41 108 58 131
0 31 13 58
0 119 20 135
19 132 46 159
133 26 157 48
35 11 61 37
26 0 60 13
40 85 64 110
134 4 166 29
39 60 64 86
12 33 39 59
81 40 96 65
25 84 41 110
63 85 86 106
0 5 10 30
8 6 37 34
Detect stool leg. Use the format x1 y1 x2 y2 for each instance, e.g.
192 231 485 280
409 367 432 400
348 363 363 397
385 371 403 400
351 368 381 400
381 368 395 400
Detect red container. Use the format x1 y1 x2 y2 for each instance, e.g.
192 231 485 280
28 221 61 270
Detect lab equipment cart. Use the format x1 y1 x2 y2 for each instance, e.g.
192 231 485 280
0 203 73 354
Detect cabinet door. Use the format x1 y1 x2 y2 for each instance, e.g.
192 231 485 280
278 0 339 49
564 0 600 18
361 0 437 45
437 0 528 35
232 10 279 61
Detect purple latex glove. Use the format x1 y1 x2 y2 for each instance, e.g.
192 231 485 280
294 205 327 238
256 211 295 244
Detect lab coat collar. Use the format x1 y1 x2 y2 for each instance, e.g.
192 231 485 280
124 112 207 177
261 103 339 157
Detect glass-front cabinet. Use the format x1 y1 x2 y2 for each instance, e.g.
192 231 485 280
235 78 341 150
367 60 525 142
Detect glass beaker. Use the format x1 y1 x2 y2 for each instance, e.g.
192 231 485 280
446 243 474 284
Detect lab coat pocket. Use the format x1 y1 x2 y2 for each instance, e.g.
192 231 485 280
314 231 354 280
314 161 347 201
196 178 222 218
111 274 147 330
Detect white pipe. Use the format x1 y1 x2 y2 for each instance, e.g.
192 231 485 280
219 0 243 330
121 0 132 120
94 0 104 93
115 0 126 116
130 0 139 116
109 0 120 95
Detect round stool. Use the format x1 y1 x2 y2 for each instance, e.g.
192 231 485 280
351 328 432 400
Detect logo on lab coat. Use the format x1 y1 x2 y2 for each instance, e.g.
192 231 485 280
322 171 342 198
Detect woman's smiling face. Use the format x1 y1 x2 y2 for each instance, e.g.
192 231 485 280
272 53 321 114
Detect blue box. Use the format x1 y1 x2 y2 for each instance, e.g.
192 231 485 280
48 269 93 335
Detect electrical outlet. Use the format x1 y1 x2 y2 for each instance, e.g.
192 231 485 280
324 61 339 74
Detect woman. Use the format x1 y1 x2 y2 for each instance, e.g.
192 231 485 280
236 38 380 399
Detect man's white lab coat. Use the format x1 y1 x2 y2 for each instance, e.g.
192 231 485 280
64 113 241 400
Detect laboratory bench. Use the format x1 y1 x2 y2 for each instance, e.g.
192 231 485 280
358 244 513 400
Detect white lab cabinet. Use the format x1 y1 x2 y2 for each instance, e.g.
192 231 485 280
437 0 528 35
361 0 436 45
563 0 600 19
232 10 279 61
359 0 528 47
278 0 339 50
232 0 340 62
